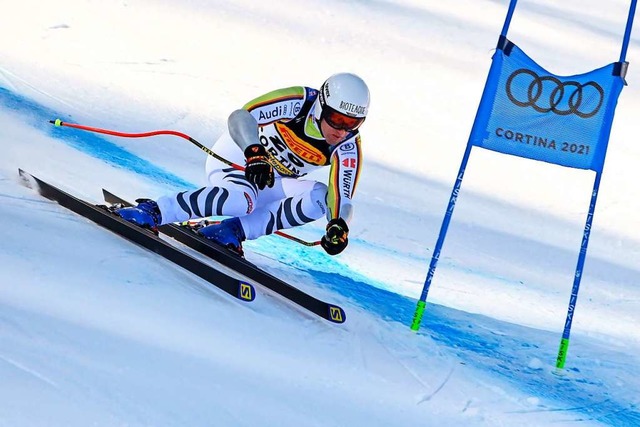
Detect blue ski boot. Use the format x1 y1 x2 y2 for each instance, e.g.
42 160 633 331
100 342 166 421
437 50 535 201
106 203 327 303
115 199 162 232
198 217 246 256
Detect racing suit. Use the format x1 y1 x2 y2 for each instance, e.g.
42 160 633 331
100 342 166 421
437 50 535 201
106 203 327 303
155 86 362 240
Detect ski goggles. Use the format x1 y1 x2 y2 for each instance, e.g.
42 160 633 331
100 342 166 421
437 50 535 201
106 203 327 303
321 106 365 132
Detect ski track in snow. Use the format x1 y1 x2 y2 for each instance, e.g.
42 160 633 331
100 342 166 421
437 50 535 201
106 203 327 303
0 353 59 389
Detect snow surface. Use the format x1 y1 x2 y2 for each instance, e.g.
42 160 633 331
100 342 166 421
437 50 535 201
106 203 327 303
1 0 640 425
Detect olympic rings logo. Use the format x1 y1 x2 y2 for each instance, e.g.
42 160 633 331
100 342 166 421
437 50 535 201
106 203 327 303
505 69 604 119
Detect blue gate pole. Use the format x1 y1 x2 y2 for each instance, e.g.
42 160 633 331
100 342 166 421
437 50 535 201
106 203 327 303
619 0 637 62
499 0 518 36
410 144 472 331
556 172 602 368
556 0 636 368
410 0 519 332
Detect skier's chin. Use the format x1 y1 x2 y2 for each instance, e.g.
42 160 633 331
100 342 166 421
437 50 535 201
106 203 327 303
326 134 346 145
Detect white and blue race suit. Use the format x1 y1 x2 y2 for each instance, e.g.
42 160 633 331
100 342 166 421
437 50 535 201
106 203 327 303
155 85 363 240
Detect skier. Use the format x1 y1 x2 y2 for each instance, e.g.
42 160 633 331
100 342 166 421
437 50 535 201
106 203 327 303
115 72 370 257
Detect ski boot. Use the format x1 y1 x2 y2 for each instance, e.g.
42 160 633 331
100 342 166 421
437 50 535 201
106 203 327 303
198 217 246 256
114 199 162 233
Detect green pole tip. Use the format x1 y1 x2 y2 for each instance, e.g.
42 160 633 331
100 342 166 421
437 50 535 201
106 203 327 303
410 300 427 331
54 119 62 126
555 338 570 369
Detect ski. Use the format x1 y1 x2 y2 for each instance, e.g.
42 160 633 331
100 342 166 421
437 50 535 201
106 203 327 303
102 189 347 324
18 169 256 302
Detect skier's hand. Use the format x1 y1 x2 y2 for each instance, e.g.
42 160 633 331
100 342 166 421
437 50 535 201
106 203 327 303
321 218 349 255
244 144 274 190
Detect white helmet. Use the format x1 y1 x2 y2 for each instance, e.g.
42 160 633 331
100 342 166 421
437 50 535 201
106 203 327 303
314 73 370 129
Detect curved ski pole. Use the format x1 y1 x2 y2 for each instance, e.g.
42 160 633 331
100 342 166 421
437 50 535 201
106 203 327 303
50 119 244 170
50 119 321 247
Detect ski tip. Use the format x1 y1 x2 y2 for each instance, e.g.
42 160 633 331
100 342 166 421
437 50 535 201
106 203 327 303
328 305 346 323
238 281 256 302
17 169 37 190
101 188 114 203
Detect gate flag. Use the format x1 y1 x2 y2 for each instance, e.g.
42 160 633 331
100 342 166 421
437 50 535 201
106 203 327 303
469 41 625 172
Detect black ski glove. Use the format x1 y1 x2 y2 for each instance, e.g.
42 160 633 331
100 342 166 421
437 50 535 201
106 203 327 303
321 218 349 255
244 144 274 190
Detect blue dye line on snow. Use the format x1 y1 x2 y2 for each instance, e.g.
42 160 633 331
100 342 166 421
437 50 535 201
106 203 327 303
0 86 194 190
259 238 640 425
306 267 640 425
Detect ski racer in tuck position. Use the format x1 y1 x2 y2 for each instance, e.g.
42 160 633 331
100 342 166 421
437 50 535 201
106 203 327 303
116 72 370 257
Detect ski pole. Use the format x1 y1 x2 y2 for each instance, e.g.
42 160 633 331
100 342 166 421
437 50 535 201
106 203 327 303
50 119 321 247
182 220 320 247
50 119 245 170
275 230 320 246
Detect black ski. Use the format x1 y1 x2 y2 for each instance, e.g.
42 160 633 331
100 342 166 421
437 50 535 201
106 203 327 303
18 169 256 302
102 189 347 324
